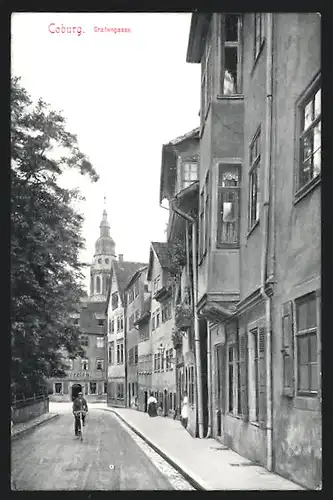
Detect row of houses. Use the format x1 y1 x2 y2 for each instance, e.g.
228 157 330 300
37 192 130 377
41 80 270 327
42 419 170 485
105 13 321 490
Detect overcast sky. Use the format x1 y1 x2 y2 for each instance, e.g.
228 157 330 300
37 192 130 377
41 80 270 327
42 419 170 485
11 12 200 291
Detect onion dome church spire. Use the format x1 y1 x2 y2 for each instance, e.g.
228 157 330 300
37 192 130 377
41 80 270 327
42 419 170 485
89 197 116 301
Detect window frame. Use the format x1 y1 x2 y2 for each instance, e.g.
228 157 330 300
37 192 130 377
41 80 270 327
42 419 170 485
81 358 89 371
156 308 160 328
80 334 89 347
295 292 319 397
96 358 104 371
181 161 198 190
220 13 243 95
294 74 321 201
116 340 124 365
96 336 105 348
89 382 97 395
248 128 261 233
217 162 241 248
54 382 63 394
96 276 101 294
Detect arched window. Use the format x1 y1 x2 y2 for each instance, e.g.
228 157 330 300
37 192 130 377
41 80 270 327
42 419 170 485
96 276 101 294
106 276 110 293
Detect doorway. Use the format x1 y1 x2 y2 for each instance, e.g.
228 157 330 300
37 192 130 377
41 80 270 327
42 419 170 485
144 391 148 412
71 383 82 401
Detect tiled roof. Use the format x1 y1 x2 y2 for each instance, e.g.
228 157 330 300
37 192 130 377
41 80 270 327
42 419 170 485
167 127 200 146
113 260 147 301
78 300 106 334
124 265 148 291
151 241 171 269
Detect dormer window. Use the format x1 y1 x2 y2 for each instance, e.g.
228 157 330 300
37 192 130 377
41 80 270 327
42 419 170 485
182 162 198 190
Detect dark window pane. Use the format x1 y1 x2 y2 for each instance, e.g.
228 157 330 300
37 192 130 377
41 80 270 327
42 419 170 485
225 14 238 41
310 364 318 392
307 296 317 329
298 336 309 364
298 365 309 391
297 301 308 331
309 334 317 362
224 47 238 94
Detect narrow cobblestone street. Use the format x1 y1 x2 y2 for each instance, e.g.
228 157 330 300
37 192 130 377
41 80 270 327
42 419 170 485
11 405 194 490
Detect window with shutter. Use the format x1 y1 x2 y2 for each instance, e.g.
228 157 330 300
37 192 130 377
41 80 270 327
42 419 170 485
282 301 294 397
295 292 319 396
239 335 249 421
258 326 266 429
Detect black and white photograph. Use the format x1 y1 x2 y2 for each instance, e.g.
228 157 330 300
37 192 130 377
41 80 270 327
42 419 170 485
10 11 321 491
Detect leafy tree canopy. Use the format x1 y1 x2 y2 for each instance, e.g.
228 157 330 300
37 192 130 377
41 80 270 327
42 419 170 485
11 76 99 397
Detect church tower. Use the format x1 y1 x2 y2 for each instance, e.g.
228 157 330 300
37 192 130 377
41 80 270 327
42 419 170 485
89 206 116 302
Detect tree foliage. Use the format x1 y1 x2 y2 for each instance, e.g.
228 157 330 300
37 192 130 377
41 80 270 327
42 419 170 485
11 76 99 397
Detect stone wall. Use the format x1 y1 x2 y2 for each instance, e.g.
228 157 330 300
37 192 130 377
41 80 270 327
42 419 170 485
12 397 49 424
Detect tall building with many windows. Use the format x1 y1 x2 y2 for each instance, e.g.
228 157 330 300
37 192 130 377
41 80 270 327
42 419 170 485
183 12 321 490
48 209 115 402
106 255 147 407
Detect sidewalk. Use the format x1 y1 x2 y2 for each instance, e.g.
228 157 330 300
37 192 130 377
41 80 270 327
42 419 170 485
11 412 59 440
102 407 305 490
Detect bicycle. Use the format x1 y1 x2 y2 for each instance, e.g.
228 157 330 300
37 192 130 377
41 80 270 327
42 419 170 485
74 410 86 442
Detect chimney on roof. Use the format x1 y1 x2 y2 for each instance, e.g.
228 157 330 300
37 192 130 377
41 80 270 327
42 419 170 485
118 254 123 263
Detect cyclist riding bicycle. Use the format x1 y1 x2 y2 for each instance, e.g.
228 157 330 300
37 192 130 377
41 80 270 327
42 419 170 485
73 392 88 437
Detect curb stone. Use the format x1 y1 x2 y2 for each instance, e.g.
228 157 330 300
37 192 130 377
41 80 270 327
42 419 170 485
11 413 60 441
100 407 206 491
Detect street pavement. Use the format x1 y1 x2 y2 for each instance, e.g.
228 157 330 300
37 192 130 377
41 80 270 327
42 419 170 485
11 403 194 490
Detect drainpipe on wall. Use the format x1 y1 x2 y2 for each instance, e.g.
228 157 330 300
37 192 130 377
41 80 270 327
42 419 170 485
124 299 128 408
205 321 212 438
170 198 205 439
260 12 274 472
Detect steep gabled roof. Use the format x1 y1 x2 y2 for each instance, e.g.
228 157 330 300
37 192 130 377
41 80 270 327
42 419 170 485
151 242 171 268
147 241 171 281
124 265 148 291
106 259 147 310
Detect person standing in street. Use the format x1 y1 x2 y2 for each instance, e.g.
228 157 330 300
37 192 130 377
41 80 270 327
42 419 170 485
181 391 189 429
147 392 157 417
